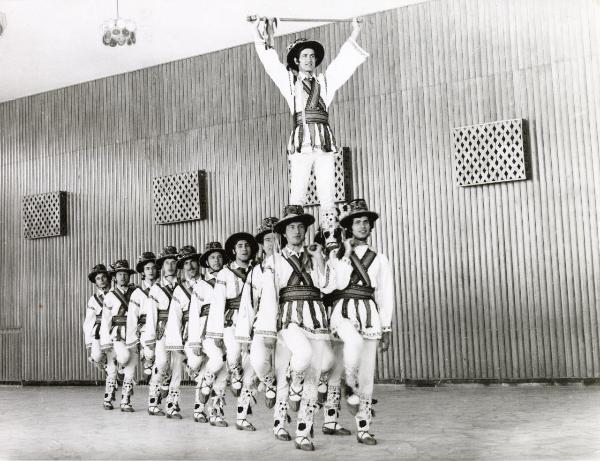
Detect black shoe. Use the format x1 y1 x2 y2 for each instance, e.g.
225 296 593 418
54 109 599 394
103 401 114 410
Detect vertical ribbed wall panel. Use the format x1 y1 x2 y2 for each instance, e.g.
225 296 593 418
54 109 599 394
0 0 598 382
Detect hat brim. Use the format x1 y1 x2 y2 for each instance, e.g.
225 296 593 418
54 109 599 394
155 255 178 270
199 248 227 269
225 232 259 262
256 229 287 248
340 211 380 229
136 258 157 274
176 253 201 269
88 270 111 283
286 40 325 71
273 214 316 234
110 268 136 276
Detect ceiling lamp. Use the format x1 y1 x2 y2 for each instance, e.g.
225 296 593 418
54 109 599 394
101 0 136 47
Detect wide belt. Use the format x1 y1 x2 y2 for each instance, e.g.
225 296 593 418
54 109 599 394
94 314 102 325
279 286 321 304
112 316 127 326
157 310 169 321
225 297 241 328
293 110 329 128
330 286 375 303
225 297 241 311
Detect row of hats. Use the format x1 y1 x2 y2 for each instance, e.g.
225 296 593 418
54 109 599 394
88 200 378 283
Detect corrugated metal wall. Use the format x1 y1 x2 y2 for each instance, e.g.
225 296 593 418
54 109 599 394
0 0 599 382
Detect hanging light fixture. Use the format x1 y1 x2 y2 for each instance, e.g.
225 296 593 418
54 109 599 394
101 0 136 47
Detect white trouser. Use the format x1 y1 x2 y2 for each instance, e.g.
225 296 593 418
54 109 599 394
276 323 325 438
250 336 275 383
289 150 335 210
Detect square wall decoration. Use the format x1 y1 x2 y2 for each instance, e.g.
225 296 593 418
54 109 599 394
23 191 67 239
452 119 527 187
153 170 207 224
289 147 353 207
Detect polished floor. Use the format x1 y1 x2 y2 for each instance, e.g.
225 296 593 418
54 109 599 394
1 383 599 460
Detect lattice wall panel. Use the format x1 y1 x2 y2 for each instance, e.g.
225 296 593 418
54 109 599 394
452 119 527 187
23 191 67 239
288 147 353 207
153 170 207 224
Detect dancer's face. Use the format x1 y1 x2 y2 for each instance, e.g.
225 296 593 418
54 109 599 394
95 273 110 290
207 252 224 272
234 240 252 263
351 216 372 241
262 233 278 256
182 259 198 279
115 271 130 287
285 222 306 246
296 48 316 73
143 262 158 282
162 258 177 277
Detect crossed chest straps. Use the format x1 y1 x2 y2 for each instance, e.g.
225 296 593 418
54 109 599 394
330 249 378 329
292 76 335 153
92 293 104 339
278 253 326 331
136 287 151 326
224 266 248 327
110 287 135 341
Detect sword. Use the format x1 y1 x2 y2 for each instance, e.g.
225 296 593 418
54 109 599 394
246 15 363 23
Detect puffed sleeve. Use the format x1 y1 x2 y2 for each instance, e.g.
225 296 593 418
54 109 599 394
323 37 368 107
99 294 115 351
374 254 394 332
144 287 159 347
125 289 141 349
205 270 228 339
252 256 279 338
83 297 96 349
254 42 294 111
165 288 184 350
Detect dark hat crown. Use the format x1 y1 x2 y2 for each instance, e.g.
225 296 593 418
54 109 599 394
159 246 178 259
256 217 279 234
203 241 223 252
348 199 369 213
111 259 131 271
138 251 156 262
287 37 309 53
178 245 198 258
282 204 305 218
91 263 108 273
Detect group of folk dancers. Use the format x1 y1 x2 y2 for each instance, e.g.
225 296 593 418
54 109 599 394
83 17 394 451
84 201 393 451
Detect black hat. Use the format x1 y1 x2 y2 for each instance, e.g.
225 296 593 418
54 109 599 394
110 259 136 276
199 242 227 269
88 264 111 283
273 205 315 234
339 199 379 229
286 38 325 71
177 245 200 269
156 246 179 269
224 232 259 262
136 251 157 273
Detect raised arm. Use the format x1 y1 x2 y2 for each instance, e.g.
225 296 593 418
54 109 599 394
323 19 369 106
251 19 294 108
